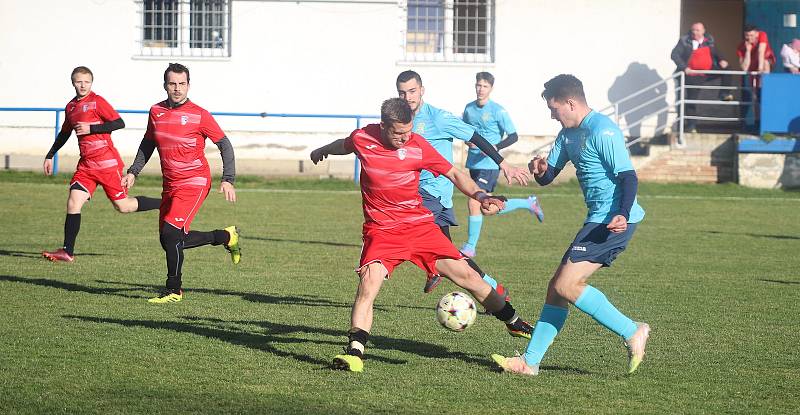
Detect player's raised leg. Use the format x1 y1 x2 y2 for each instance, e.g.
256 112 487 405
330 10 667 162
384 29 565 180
435 258 532 339
497 195 544 223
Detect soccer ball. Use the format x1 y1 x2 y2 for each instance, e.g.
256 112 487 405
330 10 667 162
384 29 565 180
436 291 477 332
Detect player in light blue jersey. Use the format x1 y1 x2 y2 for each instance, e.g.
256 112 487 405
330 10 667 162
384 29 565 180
396 71 532 317
492 74 651 376
461 72 544 258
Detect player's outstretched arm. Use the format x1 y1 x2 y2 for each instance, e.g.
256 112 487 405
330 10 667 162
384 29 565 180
468 132 529 186
444 167 506 212
310 139 352 164
529 155 561 186
215 137 236 203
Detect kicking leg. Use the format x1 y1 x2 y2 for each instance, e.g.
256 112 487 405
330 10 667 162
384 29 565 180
111 196 161 213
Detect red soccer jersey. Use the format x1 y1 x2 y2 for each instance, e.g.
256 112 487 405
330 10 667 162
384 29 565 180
346 124 453 230
60 91 123 170
143 100 226 189
737 31 777 71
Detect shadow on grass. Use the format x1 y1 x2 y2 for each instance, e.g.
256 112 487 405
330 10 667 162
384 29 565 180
703 230 800 240
245 235 360 248
0 275 148 299
758 278 800 285
0 250 105 259
95 279 368 309
64 315 494 369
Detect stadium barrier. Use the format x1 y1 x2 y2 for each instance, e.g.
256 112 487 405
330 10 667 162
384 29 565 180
0 107 379 183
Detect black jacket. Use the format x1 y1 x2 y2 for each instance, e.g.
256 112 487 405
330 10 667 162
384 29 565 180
670 32 726 72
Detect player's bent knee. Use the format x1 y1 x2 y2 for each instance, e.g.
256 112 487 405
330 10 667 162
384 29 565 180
159 225 184 250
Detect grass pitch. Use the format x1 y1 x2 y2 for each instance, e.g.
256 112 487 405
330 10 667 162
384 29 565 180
0 171 798 414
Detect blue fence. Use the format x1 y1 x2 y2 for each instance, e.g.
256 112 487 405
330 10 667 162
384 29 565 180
0 107 380 182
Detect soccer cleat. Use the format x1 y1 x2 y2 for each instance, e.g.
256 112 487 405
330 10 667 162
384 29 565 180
528 196 544 223
423 274 442 294
624 322 651 374
332 353 364 373
506 318 533 339
491 353 539 376
42 248 75 263
147 289 183 304
224 226 241 265
459 244 476 258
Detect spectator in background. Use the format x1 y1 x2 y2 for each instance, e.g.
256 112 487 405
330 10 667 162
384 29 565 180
738 24 776 74
780 39 800 74
670 22 731 132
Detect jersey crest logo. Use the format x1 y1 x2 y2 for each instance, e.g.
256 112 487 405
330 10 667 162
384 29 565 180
397 148 407 160
415 122 425 134
82 104 89 112
180 115 189 125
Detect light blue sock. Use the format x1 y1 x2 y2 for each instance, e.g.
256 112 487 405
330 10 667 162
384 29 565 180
574 285 638 339
464 215 483 249
498 198 529 215
482 274 498 289
523 304 569 365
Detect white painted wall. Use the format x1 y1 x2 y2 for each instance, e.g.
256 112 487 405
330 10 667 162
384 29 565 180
0 0 681 162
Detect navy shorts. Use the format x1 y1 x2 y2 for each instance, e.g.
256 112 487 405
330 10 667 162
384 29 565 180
561 222 638 267
469 169 500 192
419 187 458 227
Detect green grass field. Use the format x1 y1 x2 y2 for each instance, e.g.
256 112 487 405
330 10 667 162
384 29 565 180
1 171 798 414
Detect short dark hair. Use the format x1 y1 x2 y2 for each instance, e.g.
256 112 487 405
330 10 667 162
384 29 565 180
743 24 758 33
542 74 586 103
476 71 494 86
71 66 93 81
164 62 190 84
381 98 413 125
396 70 422 86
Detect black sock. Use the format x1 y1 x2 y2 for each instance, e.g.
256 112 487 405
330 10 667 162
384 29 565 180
347 328 369 357
135 196 161 212
165 276 182 292
63 213 81 256
160 226 185 286
183 230 229 249
492 302 517 323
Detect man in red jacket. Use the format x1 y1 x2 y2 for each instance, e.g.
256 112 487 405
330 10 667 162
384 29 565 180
670 22 731 132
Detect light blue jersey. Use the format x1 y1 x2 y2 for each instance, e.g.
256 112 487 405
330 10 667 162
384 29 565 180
463 100 516 170
413 102 475 209
547 110 645 224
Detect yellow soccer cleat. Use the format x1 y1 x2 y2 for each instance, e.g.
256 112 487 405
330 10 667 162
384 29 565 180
224 226 241 265
147 289 183 304
625 322 651 374
491 353 539 376
332 354 364 373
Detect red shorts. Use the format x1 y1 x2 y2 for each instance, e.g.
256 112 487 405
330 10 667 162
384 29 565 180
359 221 463 277
159 185 210 232
71 166 127 201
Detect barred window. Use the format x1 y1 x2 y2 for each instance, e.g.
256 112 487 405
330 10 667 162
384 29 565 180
404 0 494 63
138 0 230 58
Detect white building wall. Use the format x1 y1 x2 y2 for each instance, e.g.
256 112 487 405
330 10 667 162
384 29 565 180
0 0 680 168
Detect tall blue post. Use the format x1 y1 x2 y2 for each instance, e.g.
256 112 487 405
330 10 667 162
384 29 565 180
53 110 61 175
353 117 361 184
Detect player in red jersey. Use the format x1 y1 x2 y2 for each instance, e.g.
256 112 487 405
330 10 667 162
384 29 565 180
42 66 161 263
310 98 533 372
122 63 241 304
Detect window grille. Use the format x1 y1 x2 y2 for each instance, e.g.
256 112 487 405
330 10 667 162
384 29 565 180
138 0 230 58
404 0 494 63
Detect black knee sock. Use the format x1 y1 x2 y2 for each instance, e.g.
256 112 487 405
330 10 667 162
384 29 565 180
160 226 185 290
347 328 369 357
183 230 228 249
492 301 518 323
63 213 81 255
135 196 161 212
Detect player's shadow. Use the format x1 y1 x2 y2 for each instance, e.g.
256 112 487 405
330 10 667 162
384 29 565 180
0 275 148 299
245 235 360 248
702 230 800 240
0 250 105 259
757 278 800 285
95 279 370 310
64 315 492 368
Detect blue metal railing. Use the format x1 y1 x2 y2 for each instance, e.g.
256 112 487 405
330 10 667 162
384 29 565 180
0 107 379 182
